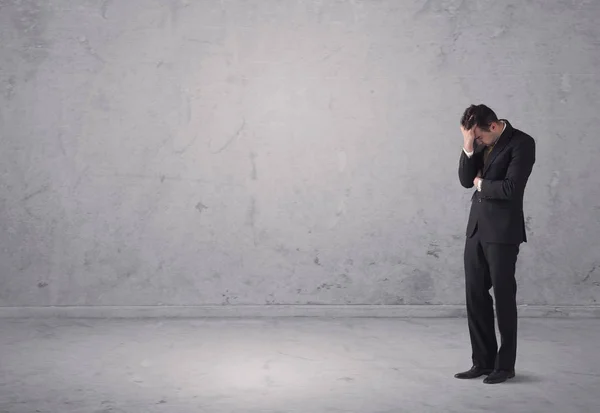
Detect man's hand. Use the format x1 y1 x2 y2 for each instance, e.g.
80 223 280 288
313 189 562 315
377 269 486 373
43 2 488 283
461 123 476 153
473 168 483 189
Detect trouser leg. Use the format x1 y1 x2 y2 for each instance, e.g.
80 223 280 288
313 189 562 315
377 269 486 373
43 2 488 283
464 228 497 368
484 242 520 371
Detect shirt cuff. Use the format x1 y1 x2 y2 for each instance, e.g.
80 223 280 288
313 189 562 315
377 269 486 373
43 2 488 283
463 147 474 158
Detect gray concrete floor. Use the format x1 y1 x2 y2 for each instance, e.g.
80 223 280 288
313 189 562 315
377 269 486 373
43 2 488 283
0 317 599 413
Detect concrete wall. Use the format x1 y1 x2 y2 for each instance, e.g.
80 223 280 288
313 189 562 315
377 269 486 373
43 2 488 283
1 0 599 309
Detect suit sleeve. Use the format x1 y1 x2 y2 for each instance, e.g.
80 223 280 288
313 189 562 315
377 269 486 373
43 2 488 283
458 148 483 188
480 136 536 200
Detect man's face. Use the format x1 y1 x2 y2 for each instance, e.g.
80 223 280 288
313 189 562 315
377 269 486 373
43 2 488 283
474 122 501 146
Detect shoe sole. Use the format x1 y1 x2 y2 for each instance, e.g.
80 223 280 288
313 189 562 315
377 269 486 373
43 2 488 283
454 370 493 379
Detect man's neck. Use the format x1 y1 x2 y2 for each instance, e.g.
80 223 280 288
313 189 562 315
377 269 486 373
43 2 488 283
492 121 506 145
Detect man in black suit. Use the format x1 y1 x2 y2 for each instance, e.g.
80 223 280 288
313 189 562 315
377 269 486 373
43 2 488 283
454 104 536 384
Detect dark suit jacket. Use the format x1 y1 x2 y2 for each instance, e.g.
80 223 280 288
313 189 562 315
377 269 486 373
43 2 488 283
458 119 536 244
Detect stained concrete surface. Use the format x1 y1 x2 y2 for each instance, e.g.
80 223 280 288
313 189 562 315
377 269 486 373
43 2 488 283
1 317 599 412
2 0 600 308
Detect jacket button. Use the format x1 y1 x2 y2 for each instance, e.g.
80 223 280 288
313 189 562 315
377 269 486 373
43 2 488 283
478 199 482 202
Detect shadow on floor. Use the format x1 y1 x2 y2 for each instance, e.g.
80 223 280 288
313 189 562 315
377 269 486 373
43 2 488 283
509 372 543 383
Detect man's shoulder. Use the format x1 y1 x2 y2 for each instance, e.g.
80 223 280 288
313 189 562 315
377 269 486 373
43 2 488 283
510 128 535 147
509 129 536 163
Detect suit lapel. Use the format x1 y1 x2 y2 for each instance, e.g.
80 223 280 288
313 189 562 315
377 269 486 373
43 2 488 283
482 119 513 176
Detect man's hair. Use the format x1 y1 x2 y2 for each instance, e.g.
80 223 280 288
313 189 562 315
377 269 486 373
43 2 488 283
460 104 498 131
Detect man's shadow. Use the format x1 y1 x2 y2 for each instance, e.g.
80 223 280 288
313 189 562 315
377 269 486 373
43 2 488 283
508 372 543 383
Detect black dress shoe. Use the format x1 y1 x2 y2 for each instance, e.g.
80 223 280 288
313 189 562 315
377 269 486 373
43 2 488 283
454 365 493 379
483 369 515 384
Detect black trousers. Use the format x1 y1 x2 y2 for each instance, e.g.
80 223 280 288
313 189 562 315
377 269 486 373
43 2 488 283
464 225 520 371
